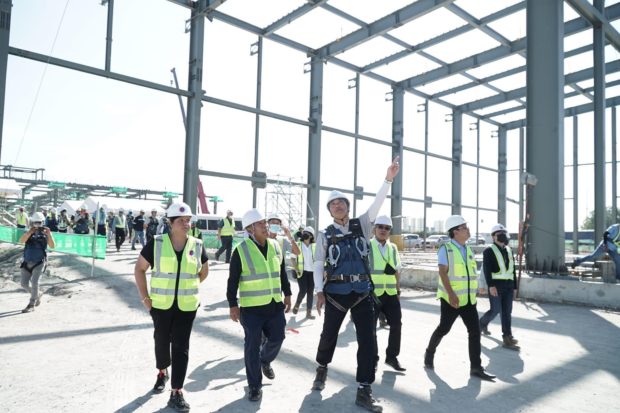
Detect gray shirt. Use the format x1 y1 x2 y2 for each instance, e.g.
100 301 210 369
313 180 392 292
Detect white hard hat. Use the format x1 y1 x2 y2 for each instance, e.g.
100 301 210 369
446 215 467 231
491 223 507 234
267 213 282 223
303 226 315 236
326 190 350 210
151 208 158 212
374 215 393 227
166 202 193 218
139 209 145 213
50 208 57 214
242 208 264 229
119 208 125 213
40 206 48 211
31 212 45 223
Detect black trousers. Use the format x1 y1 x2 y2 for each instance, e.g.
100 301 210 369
426 299 481 369
294 270 314 310
375 293 402 359
96 224 106 236
316 292 377 384
215 236 233 263
150 305 197 389
115 228 126 250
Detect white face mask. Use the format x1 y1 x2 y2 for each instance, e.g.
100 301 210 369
269 224 281 234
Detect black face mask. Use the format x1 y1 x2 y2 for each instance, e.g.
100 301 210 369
496 233 509 244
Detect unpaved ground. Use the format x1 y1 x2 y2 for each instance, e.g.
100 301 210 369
1 241 619 413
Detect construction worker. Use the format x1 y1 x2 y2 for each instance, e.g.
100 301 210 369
188 216 201 239
133 202 209 412
311 157 400 413
15 206 29 229
106 211 115 242
113 208 127 252
267 214 300 277
370 215 405 372
215 210 236 263
292 226 316 319
73 208 90 235
45 208 59 232
131 209 147 250
95 207 107 236
424 215 496 381
18 212 55 313
145 208 160 244
226 208 292 402
126 210 135 242
572 223 620 280
58 209 70 233
479 224 519 350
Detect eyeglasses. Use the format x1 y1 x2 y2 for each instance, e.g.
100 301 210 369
376 225 392 231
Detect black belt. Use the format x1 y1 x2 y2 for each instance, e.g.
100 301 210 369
328 274 370 282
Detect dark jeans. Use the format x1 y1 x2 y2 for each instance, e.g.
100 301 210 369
150 305 197 389
426 299 482 369
316 292 377 384
294 270 314 310
215 236 233 263
96 224 106 236
240 309 286 389
115 228 126 250
479 284 514 337
375 293 402 359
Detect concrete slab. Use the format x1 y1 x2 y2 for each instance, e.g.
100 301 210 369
0 243 619 412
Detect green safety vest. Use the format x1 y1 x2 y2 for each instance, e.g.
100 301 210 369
220 218 235 236
490 244 514 280
296 241 316 274
237 238 283 307
437 242 478 306
150 234 202 311
115 215 126 229
188 227 201 239
369 238 400 296
17 212 27 225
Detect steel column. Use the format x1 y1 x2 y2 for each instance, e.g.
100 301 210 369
423 101 429 245
391 86 404 234
498 127 507 225
353 73 360 216
451 110 462 215
519 127 524 225
182 1 206 211
613 107 618 222
573 116 579 255
252 37 263 208
594 0 607 242
105 0 114 71
0 0 11 164
307 56 323 228
525 0 565 272
476 121 480 240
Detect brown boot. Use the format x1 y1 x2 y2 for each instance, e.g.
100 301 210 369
292 305 299 315
502 335 520 350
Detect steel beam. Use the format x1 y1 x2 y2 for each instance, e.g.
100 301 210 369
391 86 404 234
498 127 507 225
451 110 462 215
307 57 323 228
0 0 11 164
263 0 328 36
593 0 606 243
316 0 455 59
525 0 564 272
567 0 620 52
182 0 206 211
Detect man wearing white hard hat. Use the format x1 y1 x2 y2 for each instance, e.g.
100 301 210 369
479 224 519 350
215 210 236 263
134 202 209 411
311 157 399 412
369 215 405 372
145 208 160 244
113 208 127 252
15 205 29 229
291 226 316 318
226 208 292 402
424 215 496 381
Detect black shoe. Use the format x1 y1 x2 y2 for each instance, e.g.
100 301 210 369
248 387 262 402
312 366 328 390
153 370 169 393
481 325 491 335
470 367 496 381
167 390 190 411
424 350 434 369
571 261 577 269
355 385 383 412
22 304 35 313
385 357 406 372
292 305 299 315
261 362 275 380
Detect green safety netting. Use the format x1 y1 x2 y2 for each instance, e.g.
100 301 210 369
0 226 107 259
200 233 244 249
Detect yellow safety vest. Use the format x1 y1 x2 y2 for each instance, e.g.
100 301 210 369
150 234 202 311
437 242 478 306
296 241 316 274
115 215 126 229
188 227 201 239
220 218 235 236
17 212 27 225
490 244 514 280
370 238 400 296
237 238 283 307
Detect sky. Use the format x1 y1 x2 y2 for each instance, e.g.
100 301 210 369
3 0 618 234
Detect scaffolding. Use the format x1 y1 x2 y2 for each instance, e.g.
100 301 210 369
264 175 305 231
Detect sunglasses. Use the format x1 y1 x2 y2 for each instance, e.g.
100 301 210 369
376 225 392 231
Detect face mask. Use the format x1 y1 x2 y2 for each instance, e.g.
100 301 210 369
33 223 41 228
269 224 281 234
496 233 509 244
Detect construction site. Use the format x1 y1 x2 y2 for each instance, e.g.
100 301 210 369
1 1 620 413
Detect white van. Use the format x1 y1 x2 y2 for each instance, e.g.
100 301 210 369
194 214 243 235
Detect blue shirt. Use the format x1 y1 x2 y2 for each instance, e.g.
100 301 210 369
437 239 467 266
605 224 620 252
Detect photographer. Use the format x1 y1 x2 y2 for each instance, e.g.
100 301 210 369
18 212 55 313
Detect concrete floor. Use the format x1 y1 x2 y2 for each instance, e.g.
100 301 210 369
0 243 619 413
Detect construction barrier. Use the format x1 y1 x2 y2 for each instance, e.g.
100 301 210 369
0 226 106 259
199 233 244 249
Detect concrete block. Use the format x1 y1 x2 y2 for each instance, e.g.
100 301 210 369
598 260 617 284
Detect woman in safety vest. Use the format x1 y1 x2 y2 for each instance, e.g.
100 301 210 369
133 202 209 412
292 226 316 319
